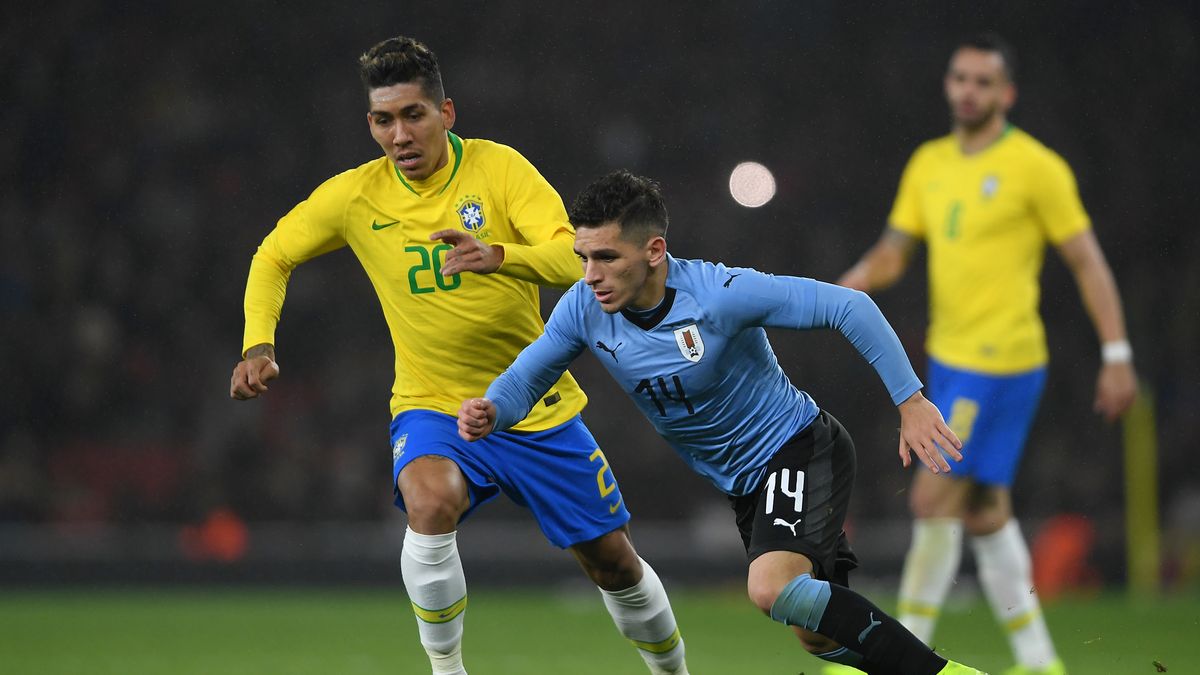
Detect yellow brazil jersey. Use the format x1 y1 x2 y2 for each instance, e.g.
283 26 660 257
242 133 587 430
888 126 1090 374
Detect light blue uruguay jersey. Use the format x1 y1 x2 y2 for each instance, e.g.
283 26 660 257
487 255 923 496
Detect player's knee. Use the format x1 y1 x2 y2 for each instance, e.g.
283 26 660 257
963 508 1009 536
746 576 783 616
576 537 641 590
908 487 943 519
963 487 1010 535
398 469 469 532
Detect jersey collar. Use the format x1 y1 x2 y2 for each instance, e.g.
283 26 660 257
393 131 464 197
621 287 677 331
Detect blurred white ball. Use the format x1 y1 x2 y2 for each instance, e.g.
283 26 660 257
728 161 776 208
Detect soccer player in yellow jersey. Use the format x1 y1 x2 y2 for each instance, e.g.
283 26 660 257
838 34 1137 675
228 37 687 675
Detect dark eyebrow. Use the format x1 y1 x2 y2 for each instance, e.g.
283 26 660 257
369 102 425 117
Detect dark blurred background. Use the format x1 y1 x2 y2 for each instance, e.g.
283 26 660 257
2 1 1197 590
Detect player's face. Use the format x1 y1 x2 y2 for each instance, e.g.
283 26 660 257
575 222 664 313
367 82 456 181
944 48 1015 131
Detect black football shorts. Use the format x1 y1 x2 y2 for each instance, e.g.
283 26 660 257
729 409 859 585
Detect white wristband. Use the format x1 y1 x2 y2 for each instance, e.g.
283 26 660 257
1101 340 1133 364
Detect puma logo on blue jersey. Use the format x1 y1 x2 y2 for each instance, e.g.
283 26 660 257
596 340 622 362
723 273 741 288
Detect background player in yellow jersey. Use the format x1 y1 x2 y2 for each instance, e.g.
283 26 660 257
838 34 1137 675
229 37 687 675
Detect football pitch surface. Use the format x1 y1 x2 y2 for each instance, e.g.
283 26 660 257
2 587 1194 674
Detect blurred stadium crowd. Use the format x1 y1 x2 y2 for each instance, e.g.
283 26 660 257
2 2 1197 583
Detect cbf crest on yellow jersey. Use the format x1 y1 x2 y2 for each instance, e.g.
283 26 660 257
888 126 1090 374
242 133 587 430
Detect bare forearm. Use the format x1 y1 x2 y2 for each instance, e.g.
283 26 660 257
244 343 275 360
1074 260 1128 344
1060 232 1128 344
841 229 914 293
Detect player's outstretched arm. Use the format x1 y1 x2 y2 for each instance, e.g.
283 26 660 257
837 228 917 293
431 229 505 276
1055 230 1137 422
897 390 962 474
230 343 280 400
457 398 496 441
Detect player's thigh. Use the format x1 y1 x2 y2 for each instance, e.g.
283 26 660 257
908 468 973 519
732 410 859 587
489 416 631 549
390 410 502 527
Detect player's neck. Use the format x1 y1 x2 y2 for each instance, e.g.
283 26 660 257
629 266 669 311
954 115 1008 155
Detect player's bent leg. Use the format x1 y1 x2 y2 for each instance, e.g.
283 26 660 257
398 457 473 675
397 455 472 535
899 470 972 643
965 489 1061 673
572 528 689 675
752 550 951 674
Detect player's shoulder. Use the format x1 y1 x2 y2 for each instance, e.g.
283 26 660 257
309 156 391 201
902 134 956 172
1004 127 1074 172
460 136 527 164
668 256 762 291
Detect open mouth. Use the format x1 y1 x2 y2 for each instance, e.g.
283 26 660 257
396 152 422 170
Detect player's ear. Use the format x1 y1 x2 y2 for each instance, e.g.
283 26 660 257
1002 83 1017 111
647 236 667 267
441 98 456 130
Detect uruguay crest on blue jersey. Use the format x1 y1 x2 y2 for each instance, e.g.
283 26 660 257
673 324 704 362
455 196 486 232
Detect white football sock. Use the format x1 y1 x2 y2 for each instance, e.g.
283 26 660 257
897 517 964 644
599 557 688 674
971 519 1058 668
402 527 468 675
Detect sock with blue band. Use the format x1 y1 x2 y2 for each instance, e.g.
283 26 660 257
770 574 946 675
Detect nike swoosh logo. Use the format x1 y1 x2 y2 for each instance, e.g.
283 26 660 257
609 498 624 514
371 219 400 230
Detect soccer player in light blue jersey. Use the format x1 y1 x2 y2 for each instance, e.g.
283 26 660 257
457 171 986 674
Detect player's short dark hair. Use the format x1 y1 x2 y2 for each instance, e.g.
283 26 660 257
359 36 445 101
956 32 1017 83
569 170 669 243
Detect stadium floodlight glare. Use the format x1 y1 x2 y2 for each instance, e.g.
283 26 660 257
728 161 776 208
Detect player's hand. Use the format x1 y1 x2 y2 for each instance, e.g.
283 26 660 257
431 229 504 276
897 390 962 474
1095 362 1137 422
457 398 497 441
836 264 871 292
230 345 280 400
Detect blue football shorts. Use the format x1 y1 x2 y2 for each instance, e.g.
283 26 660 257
390 410 630 548
927 357 1047 486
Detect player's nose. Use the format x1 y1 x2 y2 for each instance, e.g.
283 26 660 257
392 122 413 145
